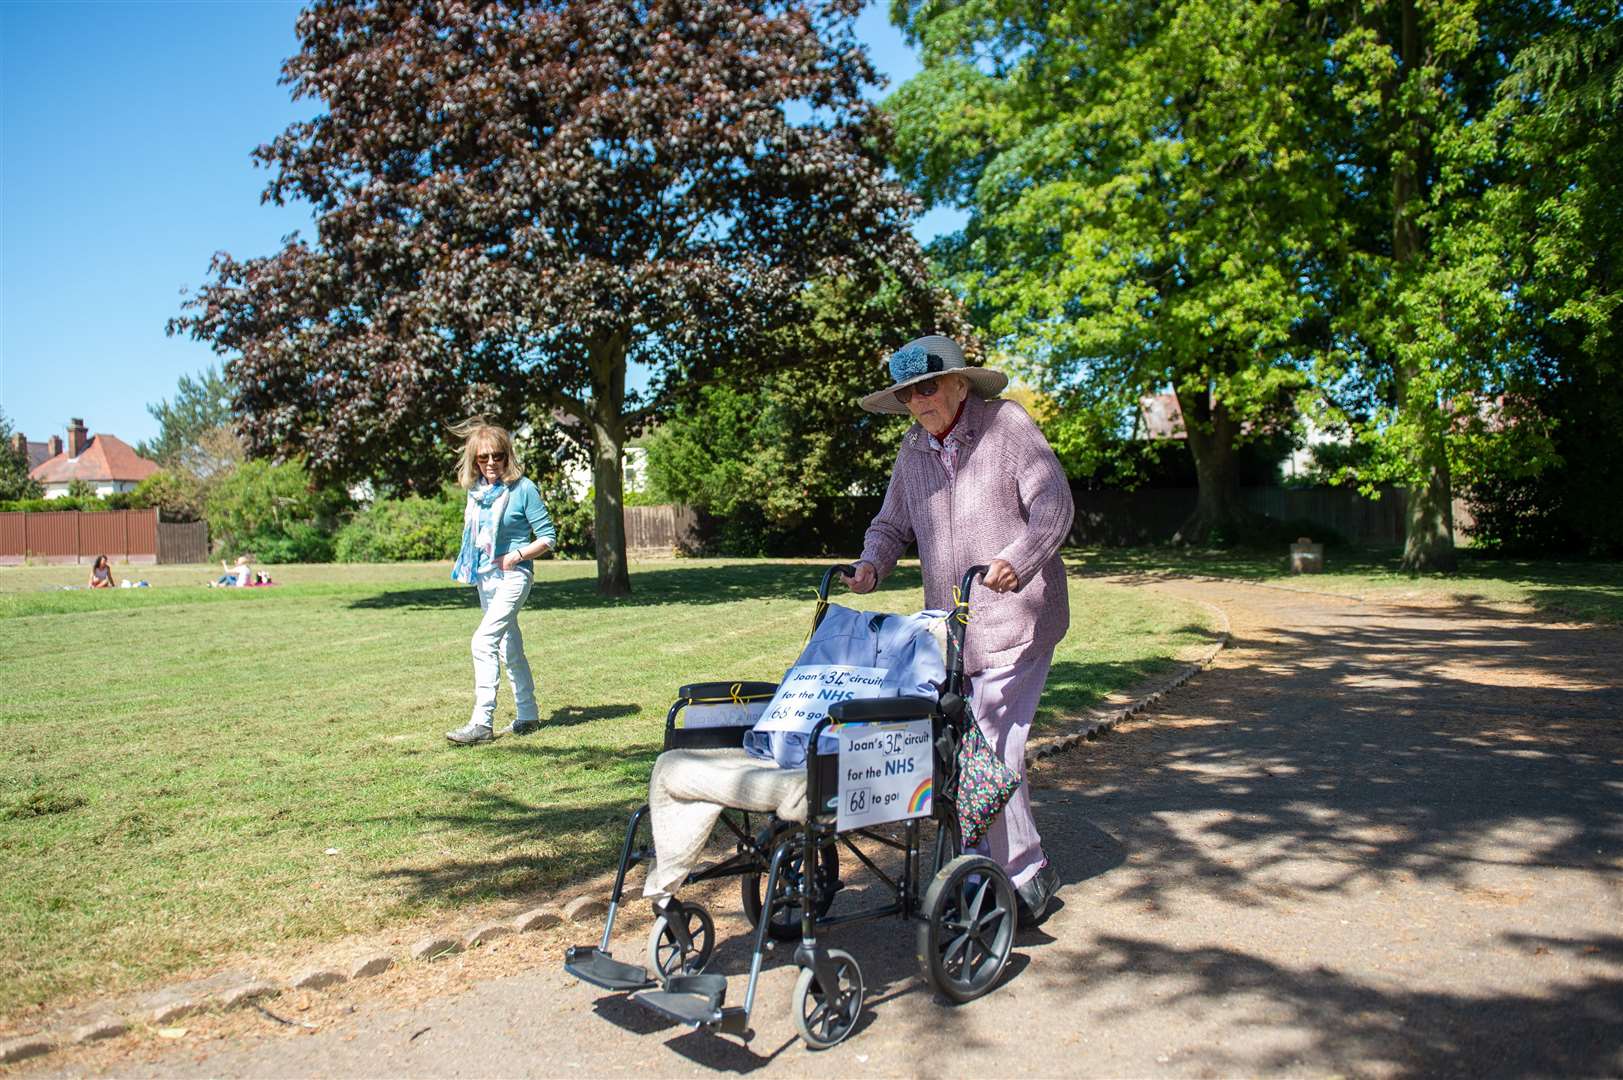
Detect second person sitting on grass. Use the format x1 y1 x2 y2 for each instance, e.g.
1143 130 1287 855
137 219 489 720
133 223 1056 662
445 419 558 746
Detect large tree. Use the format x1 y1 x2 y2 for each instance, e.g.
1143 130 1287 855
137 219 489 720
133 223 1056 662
137 366 236 474
887 0 1339 541
1452 0 1623 554
1311 0 1578 570
172 0 924 594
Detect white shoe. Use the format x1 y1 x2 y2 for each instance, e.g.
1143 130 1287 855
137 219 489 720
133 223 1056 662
445 722 494 746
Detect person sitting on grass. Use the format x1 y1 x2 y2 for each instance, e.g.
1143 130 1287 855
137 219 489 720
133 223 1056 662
209 554 253 587
88 554 114 589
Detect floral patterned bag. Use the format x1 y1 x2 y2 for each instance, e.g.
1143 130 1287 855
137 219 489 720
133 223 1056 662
955 716 1022 848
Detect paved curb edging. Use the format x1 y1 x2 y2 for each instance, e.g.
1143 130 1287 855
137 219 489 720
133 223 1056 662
4 903 577 1064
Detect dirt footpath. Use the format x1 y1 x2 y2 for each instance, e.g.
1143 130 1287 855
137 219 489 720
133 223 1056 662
36 580 1623 1078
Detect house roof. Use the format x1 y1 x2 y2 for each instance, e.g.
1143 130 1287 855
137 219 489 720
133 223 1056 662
30 434 159 485
22 441 51 470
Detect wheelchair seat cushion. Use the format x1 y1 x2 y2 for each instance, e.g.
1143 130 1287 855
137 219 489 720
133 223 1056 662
643 747 809 899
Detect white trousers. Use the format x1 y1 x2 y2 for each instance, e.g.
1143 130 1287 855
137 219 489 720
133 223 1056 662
470 567 538 729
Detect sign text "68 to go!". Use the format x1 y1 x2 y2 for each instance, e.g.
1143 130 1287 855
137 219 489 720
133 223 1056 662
836 718 933 831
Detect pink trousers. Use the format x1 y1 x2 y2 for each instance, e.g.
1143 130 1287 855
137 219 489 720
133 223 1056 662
966 648 1054 889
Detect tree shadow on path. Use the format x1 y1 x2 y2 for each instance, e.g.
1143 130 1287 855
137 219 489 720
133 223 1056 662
962 587 1623 1076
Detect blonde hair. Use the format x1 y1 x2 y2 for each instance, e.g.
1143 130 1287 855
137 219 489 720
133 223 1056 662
452 418 522 489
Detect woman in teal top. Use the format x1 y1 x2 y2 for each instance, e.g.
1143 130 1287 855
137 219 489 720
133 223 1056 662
446 420 558 746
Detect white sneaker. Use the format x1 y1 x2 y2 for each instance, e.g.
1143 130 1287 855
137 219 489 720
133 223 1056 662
445 722 494 746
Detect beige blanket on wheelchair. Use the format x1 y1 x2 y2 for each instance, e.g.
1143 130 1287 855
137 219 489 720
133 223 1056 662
643 747 809 899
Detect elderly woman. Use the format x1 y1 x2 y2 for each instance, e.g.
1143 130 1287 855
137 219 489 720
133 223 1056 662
843 334 1074 926
445 420 558 746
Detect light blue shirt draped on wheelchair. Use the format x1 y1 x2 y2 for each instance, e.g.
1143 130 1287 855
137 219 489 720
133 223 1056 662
743 605 948 768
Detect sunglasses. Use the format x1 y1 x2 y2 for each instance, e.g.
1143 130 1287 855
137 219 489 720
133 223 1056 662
894 379 943 405
476 452 507 463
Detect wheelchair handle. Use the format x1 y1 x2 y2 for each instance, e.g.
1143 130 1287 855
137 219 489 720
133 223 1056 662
945 564 989 695
819 564 858 603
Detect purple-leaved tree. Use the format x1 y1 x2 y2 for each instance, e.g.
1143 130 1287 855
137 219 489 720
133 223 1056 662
172 0 926 593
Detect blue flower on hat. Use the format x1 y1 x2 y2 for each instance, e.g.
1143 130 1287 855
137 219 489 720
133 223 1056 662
888 344 932 383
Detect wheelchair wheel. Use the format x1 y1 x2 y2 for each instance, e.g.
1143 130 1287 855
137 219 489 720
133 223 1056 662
646 901 715 981
917 855 1015 1004
740 825 841 942
791 948 864 1050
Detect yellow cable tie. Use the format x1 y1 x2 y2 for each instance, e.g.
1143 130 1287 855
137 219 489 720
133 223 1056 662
803 592 830 647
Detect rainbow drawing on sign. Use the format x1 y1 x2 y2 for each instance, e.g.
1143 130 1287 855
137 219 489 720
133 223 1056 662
908 778 933 815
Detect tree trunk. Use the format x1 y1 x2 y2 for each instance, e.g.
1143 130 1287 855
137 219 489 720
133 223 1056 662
1390 0 1455 572
1172 386 1252 545
1403 456 1456 572
587 334 633 597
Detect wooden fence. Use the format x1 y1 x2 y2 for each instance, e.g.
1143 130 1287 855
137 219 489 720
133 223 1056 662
624 504 703 555
157 521 210 564
0 509 208 565
1068 486 1474 547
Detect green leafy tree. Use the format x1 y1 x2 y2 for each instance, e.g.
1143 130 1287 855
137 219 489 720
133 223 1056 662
887 0 1335 542
1493 0 1623 364
131 469 208 521
133 368 246 522
1306 0 1587 570
335 490 463 562
169 0 927 595
0 408 43 501
206 457 348 562
1453 0 1623 554
137 366 237 476
646 274 970 529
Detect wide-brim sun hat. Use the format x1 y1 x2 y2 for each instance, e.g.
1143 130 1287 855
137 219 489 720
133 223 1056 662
859 334 1009 415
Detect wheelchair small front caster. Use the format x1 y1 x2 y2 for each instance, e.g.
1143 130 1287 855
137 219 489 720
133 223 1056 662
791 948 863 1049
647 900 715 981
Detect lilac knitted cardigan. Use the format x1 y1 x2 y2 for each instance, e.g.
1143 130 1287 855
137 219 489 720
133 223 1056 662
859 394 1075 674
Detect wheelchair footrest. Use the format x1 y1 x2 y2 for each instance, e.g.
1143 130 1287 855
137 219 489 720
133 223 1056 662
563 946 656 992
633 973 729 1027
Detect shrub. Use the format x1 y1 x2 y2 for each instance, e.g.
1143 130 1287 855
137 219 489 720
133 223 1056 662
335 492 463 562
131 470 206 521
207 458 347 562
334 483 590 563
543 486 593 558
241 523 335 564
0 495 118 513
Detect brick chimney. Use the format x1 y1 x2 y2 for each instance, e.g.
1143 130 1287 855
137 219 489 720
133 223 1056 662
67 418 88 458
48 435 63 458
8 433 23 458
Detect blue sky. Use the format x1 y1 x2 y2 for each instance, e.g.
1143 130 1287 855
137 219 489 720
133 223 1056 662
0 0 953 450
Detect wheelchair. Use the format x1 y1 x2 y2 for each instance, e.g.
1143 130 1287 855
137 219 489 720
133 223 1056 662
563 565 1018 1049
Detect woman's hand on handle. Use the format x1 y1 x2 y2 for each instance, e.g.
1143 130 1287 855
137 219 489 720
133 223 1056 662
841 561 877 594
982 558 1019 593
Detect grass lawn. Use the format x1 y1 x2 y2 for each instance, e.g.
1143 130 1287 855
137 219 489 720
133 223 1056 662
1070 546 1623 625
0 557 1214 1016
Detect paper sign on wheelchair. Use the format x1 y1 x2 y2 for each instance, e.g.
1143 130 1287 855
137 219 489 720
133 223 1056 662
752 665 888 734
836 719 933 831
